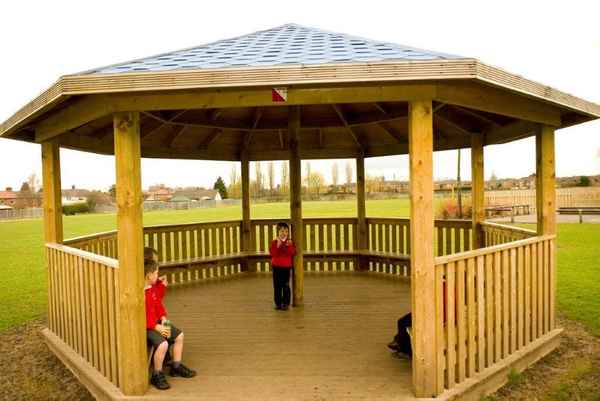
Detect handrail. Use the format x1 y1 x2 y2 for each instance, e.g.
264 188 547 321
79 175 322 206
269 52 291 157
46 242 119 268
435 234 555 265
480 221 536 237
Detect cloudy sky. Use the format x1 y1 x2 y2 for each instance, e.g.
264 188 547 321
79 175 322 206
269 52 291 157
0 1 598 191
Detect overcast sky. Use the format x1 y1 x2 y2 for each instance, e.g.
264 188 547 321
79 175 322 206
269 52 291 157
0 0 598 191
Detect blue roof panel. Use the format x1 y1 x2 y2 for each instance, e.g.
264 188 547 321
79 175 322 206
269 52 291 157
87 24 465 74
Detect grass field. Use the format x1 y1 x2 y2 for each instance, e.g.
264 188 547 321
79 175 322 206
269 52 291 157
0 198 598 338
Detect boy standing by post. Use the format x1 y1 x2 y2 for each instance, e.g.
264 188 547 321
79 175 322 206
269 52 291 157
269 222 296 310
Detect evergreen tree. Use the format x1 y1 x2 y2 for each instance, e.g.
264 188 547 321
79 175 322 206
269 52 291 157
213 176 228 199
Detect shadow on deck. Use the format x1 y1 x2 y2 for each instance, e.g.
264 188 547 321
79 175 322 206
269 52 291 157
149 272 413 401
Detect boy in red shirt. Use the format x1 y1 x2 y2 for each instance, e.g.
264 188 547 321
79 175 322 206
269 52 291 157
145 258 196 390
269 222 296 310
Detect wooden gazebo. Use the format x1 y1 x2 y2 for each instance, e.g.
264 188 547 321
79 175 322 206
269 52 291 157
2 24 599 400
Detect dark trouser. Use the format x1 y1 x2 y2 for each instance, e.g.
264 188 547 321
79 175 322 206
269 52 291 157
272 266 291 307
394 313 413 356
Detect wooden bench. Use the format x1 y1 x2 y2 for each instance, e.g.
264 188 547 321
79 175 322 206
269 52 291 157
158 250 411 274
558 206 600 222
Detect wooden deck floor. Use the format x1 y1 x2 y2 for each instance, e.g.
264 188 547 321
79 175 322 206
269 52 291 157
144 272 414 401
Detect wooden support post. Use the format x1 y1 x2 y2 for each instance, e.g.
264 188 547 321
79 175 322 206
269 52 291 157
241 152 252 271
408 100 438 397
471 133 485 249
356 154 367 270
289 106 304 307
536 125 556 330
114 112 147 395
536 126 556 236
41 141 63 244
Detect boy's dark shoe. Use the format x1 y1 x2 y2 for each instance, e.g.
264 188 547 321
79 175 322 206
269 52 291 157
387 341 400 352
170 363 197 378
150 371 170 390
281 304 289 311
274 305 282 310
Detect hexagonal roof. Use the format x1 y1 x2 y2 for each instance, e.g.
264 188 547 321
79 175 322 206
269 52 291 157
85 23 464 74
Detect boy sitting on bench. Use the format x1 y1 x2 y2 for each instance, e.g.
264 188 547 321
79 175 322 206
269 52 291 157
145 258 196 390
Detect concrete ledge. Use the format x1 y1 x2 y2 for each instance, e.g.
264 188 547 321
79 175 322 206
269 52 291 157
438 328 563 401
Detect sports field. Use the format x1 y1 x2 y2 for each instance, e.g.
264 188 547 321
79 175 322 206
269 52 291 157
0 198 598 338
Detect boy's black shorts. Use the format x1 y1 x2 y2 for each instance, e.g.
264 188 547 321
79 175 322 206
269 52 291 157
147 323 182 348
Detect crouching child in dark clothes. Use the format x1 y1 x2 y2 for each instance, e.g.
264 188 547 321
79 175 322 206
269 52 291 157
145 259 196 390
269 222 296 310
387 313 412 359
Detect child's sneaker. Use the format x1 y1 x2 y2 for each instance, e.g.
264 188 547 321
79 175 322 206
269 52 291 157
150 371 170 390
170 363 197 378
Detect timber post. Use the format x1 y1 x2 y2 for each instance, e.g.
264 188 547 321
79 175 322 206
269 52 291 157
241 150 252 271
356 154 367 270
471 133 485 249
536 124 556 329
114 112 148 395
289 105 304 307
41 141 63 244
408 100 439 397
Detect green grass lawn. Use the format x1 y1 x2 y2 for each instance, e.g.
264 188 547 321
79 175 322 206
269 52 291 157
1 198 599 337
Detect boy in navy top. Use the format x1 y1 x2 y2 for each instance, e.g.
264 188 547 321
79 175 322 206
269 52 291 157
269 222 296 310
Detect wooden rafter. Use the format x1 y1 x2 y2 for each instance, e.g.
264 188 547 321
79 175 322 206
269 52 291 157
141 110 188 138
378 123 405 144
332 104 362 149
163 125 187 148
197 128 223 150
452 105 501 127
433 103 446 113
278 129 285 149
434 115 472 137
318 128 324 148
373 102 388 115
244 107 263 149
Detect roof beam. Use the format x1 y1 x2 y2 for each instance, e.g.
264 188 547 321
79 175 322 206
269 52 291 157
35 95 113 143
332 105 363 149
437 81 562 127
452 105 501 127
485 120 539 145
141 110 188 138
163 125 187 148
197 128 223 150
378 123 405 144
434 115 472 137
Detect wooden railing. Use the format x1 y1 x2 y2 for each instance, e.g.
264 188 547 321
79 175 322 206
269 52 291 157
63 218 479 282
64 230 118 259
143 220 244 285
250 218 358 272
481 222 537 246
432 234 555 392
46 243 120 387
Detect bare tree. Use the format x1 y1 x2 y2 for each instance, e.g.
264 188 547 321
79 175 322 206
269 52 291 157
27 172 38 193
280 161 289 195
331 162 339 191
254 162 263 196
304 162 312 194
345 162 353 192
306 171 325 195
267 161 275 194
227 164 241 198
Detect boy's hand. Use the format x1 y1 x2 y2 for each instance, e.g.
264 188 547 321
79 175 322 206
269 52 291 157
155 324 170 338
159 275 168 286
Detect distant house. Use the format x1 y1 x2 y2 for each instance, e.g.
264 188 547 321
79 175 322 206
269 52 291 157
62 185 90 205
173 188 221 201
146 187 174 201
0 187 17 207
